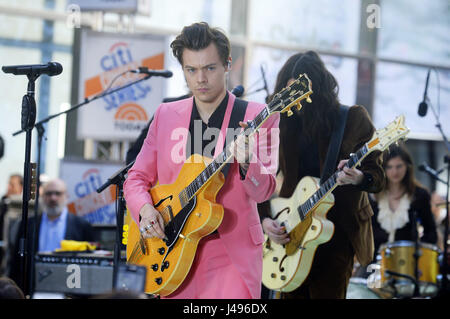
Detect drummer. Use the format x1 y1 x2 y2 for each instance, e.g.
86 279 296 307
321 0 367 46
368 143 438 261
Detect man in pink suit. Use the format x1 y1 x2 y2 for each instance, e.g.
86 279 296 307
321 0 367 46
124 22 279 299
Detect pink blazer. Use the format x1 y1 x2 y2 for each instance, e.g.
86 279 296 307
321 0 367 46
124 92 280 298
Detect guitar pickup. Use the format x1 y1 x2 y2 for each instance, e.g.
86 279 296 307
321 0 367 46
139 236 147 255
167 205 174 220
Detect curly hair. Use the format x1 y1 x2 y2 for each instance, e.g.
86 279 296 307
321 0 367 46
170 22 230 67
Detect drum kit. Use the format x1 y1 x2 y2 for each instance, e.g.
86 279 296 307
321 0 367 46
348 240 446 299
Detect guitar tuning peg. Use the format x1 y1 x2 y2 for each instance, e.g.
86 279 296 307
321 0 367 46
296 102 302 111
287 109 293 117
306 96 312 103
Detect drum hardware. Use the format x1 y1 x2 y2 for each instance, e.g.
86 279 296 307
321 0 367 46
379 240 441 298
379 211 425 298
384 270 417 298
420 152 449 297
411 210 421 297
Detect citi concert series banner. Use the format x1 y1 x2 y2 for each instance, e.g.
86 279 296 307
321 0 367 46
77 29 167 141
60 158 123 225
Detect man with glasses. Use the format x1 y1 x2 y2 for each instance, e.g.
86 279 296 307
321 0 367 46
8 179 94 284
38 178 94 252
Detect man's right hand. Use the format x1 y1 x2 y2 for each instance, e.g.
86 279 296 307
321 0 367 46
139 203 166 240
261 218 290 245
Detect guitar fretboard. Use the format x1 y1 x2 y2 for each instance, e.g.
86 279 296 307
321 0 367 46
298 144 369 220
181 106 272 206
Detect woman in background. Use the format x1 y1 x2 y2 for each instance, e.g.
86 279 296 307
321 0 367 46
370 143 438 258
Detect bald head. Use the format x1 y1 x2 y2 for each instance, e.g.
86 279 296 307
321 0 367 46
42 178 68 219
43 178 67 194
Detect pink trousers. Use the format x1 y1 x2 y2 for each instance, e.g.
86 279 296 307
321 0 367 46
163 233 251 299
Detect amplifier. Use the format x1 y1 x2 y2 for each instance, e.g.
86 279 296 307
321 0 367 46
34 252 113 295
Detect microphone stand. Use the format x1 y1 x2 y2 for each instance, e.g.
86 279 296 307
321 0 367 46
245 85 270 103
421 162 449 297
28 123 44 297
96 160 135 288
442 155 450 296
411 210 421 298
17 73 38 295
422 82 450 297
245 65 270 102
11 72 153 296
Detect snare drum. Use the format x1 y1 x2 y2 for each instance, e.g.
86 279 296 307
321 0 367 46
379 240 441 297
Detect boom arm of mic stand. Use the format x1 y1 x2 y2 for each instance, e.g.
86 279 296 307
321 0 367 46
97 160 135 288
245 86 266 96
12 74 153 137
97 160 135 193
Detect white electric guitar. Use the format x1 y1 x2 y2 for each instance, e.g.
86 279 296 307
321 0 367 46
262 115 410 292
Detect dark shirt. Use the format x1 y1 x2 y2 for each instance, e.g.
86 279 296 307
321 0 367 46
370 186 438 260
186 93 229 159
297 123 321 180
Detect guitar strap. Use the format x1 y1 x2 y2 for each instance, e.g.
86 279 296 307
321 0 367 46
221 97 248 178
320 104 349 185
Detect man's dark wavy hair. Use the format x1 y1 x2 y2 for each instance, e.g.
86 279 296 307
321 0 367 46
170 22 230 67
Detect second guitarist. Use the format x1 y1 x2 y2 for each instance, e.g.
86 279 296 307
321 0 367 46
124 22 279 299
259 51 385 299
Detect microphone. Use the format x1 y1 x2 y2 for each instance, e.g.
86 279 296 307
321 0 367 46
131 67 173 78
260 65 270 98
231 85 244 97
418 69 431 117
419 162 446 184
2 62 63 77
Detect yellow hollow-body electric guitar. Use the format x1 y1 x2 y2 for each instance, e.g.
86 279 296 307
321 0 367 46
262 115 410 292
126 74 313 296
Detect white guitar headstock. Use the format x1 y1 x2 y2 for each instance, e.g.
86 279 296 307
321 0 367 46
367 115 410 152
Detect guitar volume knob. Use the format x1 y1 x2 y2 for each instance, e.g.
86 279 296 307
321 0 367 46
161 261 170 272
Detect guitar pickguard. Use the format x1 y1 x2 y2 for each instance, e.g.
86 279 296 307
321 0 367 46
163 196 197 259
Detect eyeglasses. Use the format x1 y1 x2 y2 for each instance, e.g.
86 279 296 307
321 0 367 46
44 191 64 197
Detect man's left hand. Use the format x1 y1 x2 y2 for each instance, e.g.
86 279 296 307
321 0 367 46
336 159 364 186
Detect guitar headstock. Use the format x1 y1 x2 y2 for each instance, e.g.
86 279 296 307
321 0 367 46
367 115 410 152
267 73 313 116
